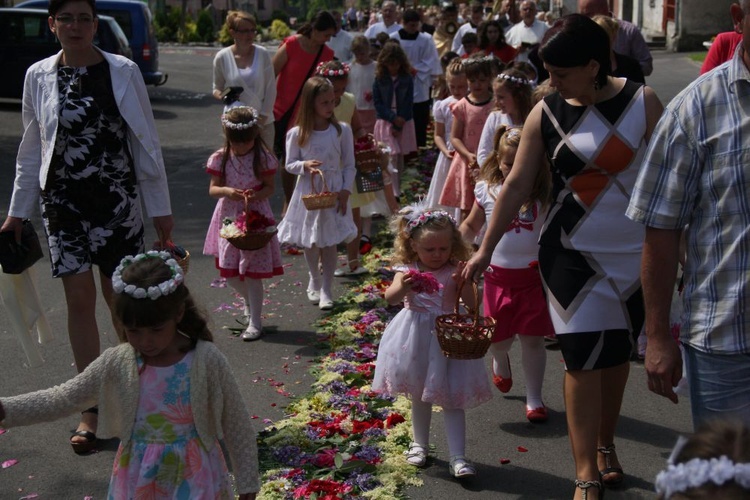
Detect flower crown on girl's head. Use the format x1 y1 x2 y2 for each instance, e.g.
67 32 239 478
402 201 457 234
655 455 750 498
316 62 350 77
497 73 531 86
112 251 185 300
221 105 259 130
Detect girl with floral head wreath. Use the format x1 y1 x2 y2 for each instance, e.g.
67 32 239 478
203 105 283 341
372 202 492 479
0 252 260 499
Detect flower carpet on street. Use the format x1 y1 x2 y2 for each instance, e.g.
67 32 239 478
255 149 438 500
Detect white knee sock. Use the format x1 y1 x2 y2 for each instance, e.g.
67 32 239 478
319 245 337 302
443 408 466 458
490 338 514 378
520 335 546 409
227 277 250 316
245 279 264 329
361 217 372 238
411 399 432 447
303 246 321 292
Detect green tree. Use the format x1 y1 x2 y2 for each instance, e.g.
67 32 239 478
196 9 215 43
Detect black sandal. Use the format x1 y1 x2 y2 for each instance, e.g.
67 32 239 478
575 479 604 499
70 407 98 455
597 444 624 487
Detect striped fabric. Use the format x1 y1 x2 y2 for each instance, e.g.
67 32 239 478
627 45 750 354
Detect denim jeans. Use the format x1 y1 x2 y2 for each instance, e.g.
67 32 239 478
684 343 750 429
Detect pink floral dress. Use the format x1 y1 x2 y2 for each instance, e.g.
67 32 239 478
108 351 234 499
203 149 284 279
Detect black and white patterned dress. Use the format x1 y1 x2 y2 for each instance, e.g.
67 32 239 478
41 61 144 278
538 80 648 370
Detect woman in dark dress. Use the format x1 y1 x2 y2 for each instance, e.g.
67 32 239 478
1 0 173 453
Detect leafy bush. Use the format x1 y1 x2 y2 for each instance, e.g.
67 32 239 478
154 8 181 42
178 18 200 43
218 24 232 46
196 9 215 43
270 19 291 40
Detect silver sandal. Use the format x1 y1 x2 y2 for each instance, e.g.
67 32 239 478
574 479 603 499
404 442 428 467
448 455 476 478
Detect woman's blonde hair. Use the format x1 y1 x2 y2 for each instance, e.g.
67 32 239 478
225 10 256 31
479 125 550 211
390 207 472 265
295 76 341 147
592 14 619 42
446 57 465 78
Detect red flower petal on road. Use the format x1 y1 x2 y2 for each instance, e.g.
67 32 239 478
517 446 528 452
2 459 18 468
499 458 511 464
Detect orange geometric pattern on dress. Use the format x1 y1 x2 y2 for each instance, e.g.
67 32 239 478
593 135 634 174
570 169 609 207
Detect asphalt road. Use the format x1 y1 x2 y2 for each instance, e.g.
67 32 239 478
0 47 701 499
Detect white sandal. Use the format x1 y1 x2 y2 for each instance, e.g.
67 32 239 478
449 455 476 478
404 442 428 467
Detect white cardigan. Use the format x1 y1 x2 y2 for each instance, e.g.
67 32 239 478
0 341 260 494
213 45 276 123
9 49 171 219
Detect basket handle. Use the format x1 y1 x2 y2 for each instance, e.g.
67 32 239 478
243 195 251 228
309 169 329 195
454 279 480 325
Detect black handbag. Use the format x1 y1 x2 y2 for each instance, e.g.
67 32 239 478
0 220 44 274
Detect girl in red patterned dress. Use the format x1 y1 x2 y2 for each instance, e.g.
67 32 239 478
203 106 283 341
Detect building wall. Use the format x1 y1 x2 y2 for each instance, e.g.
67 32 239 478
672 0 734 50
634 0 736 51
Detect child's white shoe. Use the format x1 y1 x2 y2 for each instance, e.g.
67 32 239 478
306 289 320 304
241 325 262 341
448 455 476 478
404 442 428 467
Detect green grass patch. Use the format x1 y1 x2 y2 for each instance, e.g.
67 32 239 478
688 52 707 64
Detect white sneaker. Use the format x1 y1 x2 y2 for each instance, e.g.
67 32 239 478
241 325 262 341
334 267 348 277
306 289 320 304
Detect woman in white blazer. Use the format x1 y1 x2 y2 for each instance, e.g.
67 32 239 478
212 11 277 147
0 0 173 454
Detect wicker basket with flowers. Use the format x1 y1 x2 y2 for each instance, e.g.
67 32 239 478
220 197 277 251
